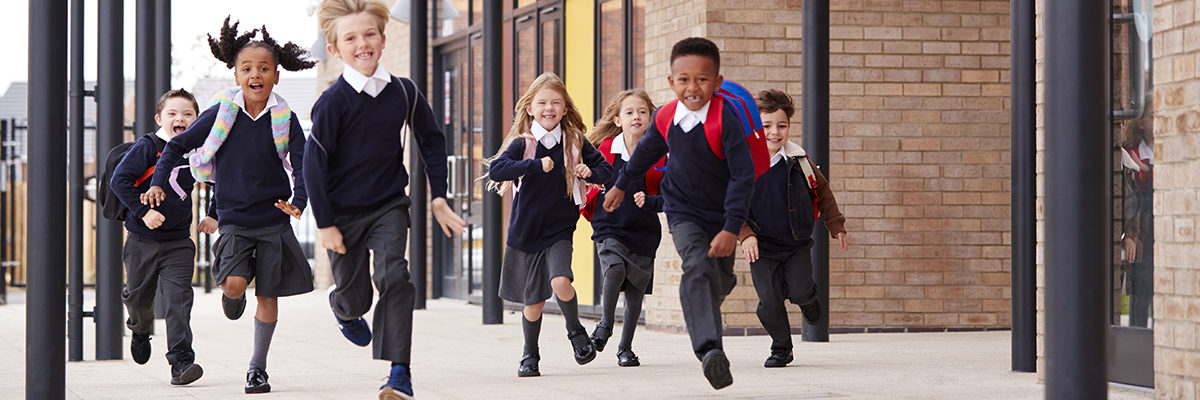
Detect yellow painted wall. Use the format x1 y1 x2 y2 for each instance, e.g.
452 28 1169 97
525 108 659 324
565 0 595 305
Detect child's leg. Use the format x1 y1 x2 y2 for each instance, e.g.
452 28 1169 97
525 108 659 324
523 302 545 356
159 239 198 366
750 252 793 352
248 296 278 372
668 221 728 359
221 276 249 299
327 214 374 322
365 200 415 365
618 289 644 350
120 236 159 337
599 262 625 328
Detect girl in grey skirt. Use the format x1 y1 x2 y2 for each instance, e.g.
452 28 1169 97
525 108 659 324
584 89 662 367
484 73 613 377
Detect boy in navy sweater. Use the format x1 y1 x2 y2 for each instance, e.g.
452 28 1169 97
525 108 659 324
308 1 465 398
603 37 755 390
111 89 205 386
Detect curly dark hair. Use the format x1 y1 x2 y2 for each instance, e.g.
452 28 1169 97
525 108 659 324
756 89 795 119
207 16 316 71
670 37 721 70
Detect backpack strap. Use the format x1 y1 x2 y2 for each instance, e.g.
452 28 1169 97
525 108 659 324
598 137 616 165
134 134 167 187
654 100 677 143
793 149 821 221
702 95 726 160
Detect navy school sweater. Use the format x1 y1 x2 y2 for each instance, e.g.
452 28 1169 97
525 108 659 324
748 160 815 254
150 104 307 229
304 76 449 228
615 103 756 236
489 138 612 253
590 154 663 257
111 134 194 241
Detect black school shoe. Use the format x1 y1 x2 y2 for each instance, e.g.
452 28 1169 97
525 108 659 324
517 354 541 377
130 333 151 365
568 330 597 365
589 323 612 352
764 348 794 368
799 298 822 325
701 348 733 390
616 348 640 367
170 362 204 385
222 294 246 320
245 368 271 394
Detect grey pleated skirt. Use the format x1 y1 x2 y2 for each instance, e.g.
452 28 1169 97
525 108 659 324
499 240 574 305
211 223 314 297
597 237 655 295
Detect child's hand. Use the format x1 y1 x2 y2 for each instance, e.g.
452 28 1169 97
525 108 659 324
275 200 302 220
432 197 466 237
836 232 849 251
318 226 347 254
633 191 646 208
603 187 625 212
141 209 165 230
741 235 759 262
573 163 592 179
198 217 218 234
541 157 554 172
141 186 166 207
708 231 737 258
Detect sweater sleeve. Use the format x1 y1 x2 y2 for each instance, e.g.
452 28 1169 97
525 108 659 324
720 108 756 235
810 160 846 237
615 117 668 191
488 139 542 181
110 137 154 219
304 94 339 228
580 140 612 184
287 113 307 213
150 106 217 188
205 184 219 221
404 78 450 200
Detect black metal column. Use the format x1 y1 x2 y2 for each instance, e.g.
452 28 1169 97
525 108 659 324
27 0 68 397
410 0 428 310
1010 0 1036 373
95 0 126 361
155 0 170 96
481 0 503 324
68 0 86 363
1044 0 1110 398
801 0 830 343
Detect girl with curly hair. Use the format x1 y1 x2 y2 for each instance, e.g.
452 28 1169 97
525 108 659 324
141 16 315 394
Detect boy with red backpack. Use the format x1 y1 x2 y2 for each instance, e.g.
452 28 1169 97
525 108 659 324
603 37 764 390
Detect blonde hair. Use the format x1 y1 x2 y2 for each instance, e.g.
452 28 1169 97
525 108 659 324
587 89 656 146
483 73 588 196
318 0 390 51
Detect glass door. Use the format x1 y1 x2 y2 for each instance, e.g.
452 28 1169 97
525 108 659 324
1108 0 1154 388
436 41 472 299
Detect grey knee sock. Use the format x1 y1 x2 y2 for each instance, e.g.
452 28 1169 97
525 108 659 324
522 315 542 357
600 265 626 327
556 295 585 335
248 318 277 371
619 290 644 350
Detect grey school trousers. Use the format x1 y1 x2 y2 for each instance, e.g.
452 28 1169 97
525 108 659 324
121 234 197 365
327 196 414 364
669 221 737 360
750 245 818 352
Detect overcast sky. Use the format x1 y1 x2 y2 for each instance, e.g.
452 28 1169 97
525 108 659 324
0 1 320 94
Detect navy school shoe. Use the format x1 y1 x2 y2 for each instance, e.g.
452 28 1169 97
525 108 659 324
379 364 414 400
130 333 151 365
328 285 371 346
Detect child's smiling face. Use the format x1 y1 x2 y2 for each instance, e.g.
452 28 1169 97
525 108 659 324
329 11 386 77
527 88 566 131
234 46 279 107
760 109 790 155
615 96 651 138
155 97 198 138
668 54 722 111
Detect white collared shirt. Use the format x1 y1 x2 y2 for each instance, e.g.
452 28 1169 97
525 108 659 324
770 145 788 167
531 121 562 149
611 132 631 160
232 90 278 121
672 100 710 132
342 64 392 97
154 126 172 142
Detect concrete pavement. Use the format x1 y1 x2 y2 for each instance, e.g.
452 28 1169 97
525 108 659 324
0 287 1152 399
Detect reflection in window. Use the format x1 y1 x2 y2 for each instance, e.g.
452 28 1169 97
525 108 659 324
517 25 538 95
542 19 560 77
441 0 470 37
599 0 624 106
631 0 646 90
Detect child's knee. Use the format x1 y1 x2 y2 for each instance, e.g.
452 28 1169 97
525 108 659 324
550 276 573 291
221 277 248 297
523 302 545 320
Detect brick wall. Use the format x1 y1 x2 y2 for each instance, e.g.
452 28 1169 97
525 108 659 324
1152 0 1200 396
645 0 1013 333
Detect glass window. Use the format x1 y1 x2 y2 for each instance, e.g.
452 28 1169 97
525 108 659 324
441 0 471 37
517 24 538 97
542 18 560 77
631 0 646 90
598 0 624 105
517 0 537 9
472 0 483 26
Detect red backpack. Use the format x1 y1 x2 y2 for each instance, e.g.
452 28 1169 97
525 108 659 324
580 136 667 221
653 81 772 179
